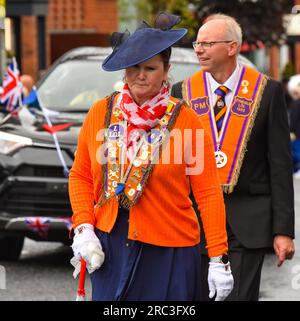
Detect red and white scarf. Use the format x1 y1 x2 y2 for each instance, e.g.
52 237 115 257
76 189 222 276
118 83 170 160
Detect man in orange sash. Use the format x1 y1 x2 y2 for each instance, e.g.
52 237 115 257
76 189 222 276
172 14 295 301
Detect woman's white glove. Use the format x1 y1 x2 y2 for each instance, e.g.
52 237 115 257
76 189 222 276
70 223 105 278
208 262 234 301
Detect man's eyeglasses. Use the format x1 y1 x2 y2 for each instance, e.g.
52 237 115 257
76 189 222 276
192 40 233 50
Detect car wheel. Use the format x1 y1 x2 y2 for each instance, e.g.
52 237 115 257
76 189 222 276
0 235 24 261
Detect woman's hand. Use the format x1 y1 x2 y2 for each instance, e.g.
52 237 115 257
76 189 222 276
71 223 105 277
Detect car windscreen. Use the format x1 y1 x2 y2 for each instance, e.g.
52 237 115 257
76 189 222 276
169 62 199 84
38 60 124 111
37 59 199 112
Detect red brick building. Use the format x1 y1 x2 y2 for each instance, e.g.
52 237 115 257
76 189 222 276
47 0 118 64
5 0 300 81
294 0 300 74
6 0 118 81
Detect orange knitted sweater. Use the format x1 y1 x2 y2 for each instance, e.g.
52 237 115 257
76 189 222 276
69 95 228 257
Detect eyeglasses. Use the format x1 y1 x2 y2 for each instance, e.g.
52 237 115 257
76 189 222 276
192 40 233 50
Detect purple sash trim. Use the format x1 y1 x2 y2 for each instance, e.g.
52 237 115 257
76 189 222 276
104 95 117 193
203 72 218 149
226 72 262 184
187 77 192 101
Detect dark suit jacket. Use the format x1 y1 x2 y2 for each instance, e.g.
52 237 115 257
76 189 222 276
172 78 295 249
290 99 300 139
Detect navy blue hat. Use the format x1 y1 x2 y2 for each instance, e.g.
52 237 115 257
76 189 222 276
102 12 187 71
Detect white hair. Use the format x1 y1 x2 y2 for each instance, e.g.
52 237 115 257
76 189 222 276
288 74 300 100
205 14 243 47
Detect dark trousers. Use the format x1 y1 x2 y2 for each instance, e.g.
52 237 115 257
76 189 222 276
200 225 267 301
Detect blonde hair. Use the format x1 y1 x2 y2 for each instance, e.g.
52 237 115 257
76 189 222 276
205 14 242 48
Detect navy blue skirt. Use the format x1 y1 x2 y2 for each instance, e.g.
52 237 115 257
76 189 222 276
90 208 201 301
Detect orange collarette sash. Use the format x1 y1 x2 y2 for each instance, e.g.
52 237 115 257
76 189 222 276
96 93 182 209
182 66 268 193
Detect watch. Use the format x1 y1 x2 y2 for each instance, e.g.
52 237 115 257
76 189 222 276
210 253 229 264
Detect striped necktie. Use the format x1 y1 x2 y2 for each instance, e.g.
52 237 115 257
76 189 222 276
214 85 229 133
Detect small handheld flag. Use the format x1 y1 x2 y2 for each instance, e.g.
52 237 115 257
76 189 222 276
23 86 70 177
0 57 23 113
76 259 86 301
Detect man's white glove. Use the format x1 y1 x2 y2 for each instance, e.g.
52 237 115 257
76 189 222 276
70 223 105 278
208 261 234 301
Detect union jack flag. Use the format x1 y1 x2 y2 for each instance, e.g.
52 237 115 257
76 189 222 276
25 217 51 238
0 57 23 113
63 218 73 231
58 217 72 231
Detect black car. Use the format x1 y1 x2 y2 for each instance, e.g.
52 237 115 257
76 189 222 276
0 47 256 260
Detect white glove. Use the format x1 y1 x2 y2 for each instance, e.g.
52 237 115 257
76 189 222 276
70 223 105 278
208 262 234 301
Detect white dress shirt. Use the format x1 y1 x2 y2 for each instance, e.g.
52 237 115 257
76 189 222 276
207 64 242 107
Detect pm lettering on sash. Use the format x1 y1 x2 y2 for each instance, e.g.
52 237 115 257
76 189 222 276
191 97 209 116
231 96 252 117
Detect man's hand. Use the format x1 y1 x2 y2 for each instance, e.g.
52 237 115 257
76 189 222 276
273 235 295 267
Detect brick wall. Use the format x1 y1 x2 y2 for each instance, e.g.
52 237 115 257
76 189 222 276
48 0 118 33
48 0 85 31
47 0 118 65
84 0 118 33
8 0 118 80
269 46 280 80
295 43 300 74
21 16 38 82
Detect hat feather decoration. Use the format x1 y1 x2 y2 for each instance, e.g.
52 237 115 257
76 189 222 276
102 12 187 71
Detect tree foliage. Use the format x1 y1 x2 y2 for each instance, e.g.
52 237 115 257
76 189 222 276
118 0 198 42
191 0 294 47
118 0 294 48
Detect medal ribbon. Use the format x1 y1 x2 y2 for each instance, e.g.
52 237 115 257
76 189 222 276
183 66 267 192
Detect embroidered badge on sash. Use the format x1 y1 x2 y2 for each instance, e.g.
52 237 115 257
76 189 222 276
231 96 252 117
107 123 124 139
190 97 209 116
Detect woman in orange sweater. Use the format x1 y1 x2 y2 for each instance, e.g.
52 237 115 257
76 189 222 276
69 12 233 301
